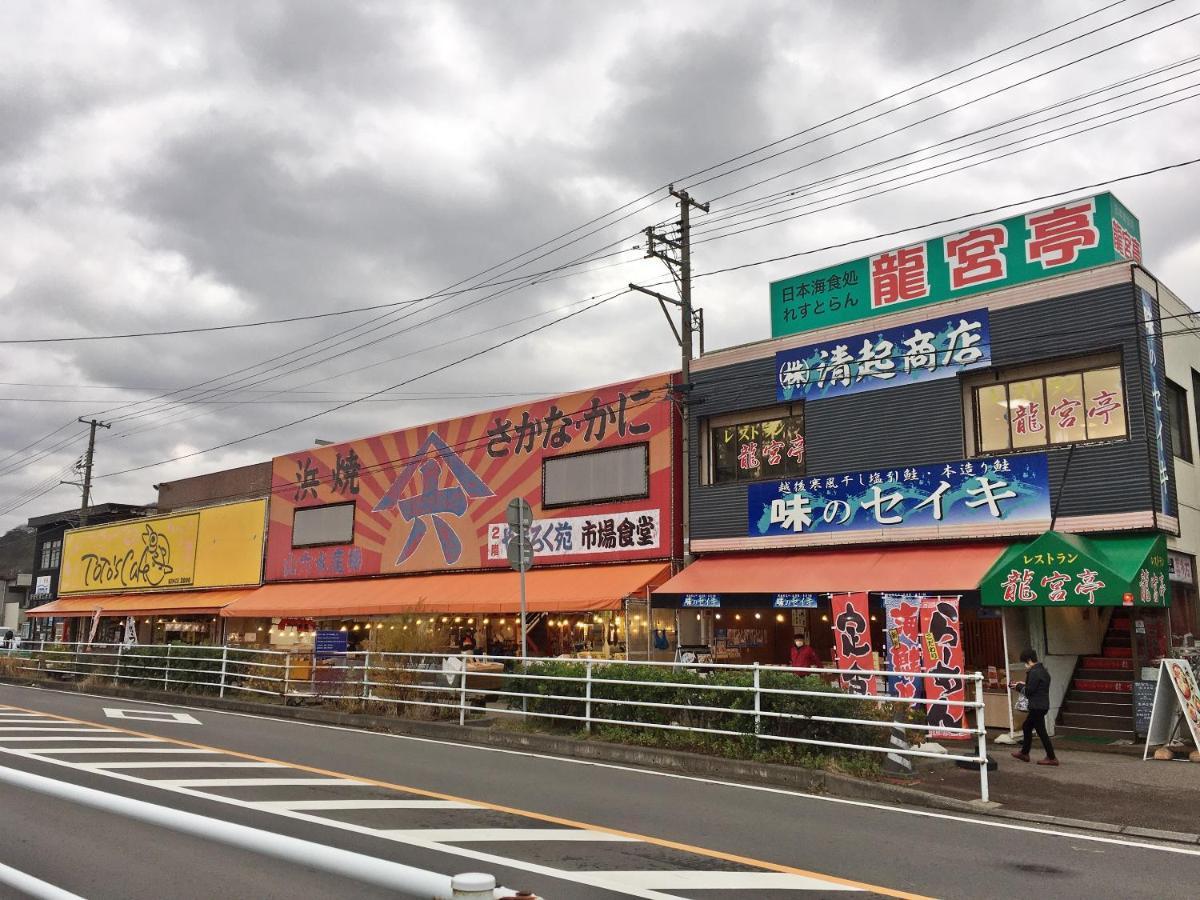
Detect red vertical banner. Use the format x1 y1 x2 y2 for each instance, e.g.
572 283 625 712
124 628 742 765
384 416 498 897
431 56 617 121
919 596 968 740
831 592 873 695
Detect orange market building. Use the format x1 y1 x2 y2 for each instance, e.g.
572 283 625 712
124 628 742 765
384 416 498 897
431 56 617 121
218 373 681 658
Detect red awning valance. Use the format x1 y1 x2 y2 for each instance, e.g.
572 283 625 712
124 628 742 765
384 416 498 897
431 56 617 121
653 544 1010 596
220 563 671 619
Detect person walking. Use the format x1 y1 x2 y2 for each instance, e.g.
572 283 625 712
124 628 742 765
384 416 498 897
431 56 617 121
789 634 821 673
1011 648 1058 766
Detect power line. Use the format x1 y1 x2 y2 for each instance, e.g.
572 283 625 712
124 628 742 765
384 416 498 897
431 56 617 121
690 82 1200 246
94 287 634 479
693 0 1187 205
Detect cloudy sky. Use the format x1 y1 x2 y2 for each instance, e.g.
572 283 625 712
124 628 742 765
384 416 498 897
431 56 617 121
2 0 1199 531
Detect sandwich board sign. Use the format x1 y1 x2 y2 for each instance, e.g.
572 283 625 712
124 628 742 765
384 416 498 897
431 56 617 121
1142 658 1200 758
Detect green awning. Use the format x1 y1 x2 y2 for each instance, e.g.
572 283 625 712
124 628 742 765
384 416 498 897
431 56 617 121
979 531 1169 607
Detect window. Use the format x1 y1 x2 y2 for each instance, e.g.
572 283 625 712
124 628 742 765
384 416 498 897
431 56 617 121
39 539 62 570
542 443 649 508
974 365 1128 453
292 502 355 547
709 410 806 484
1167 379 1193 462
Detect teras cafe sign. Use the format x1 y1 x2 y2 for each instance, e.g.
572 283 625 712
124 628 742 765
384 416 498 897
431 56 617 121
776 308 990 402
769 192 1142 338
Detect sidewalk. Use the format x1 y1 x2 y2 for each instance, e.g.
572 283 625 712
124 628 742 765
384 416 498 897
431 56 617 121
909 738 1200 835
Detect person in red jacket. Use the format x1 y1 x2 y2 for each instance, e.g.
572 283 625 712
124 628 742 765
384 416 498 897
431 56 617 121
789 634 821 672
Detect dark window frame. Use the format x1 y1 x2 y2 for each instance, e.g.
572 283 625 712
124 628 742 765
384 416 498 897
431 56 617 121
972 363 1130 456
541 442 651 510
707 408 806 485
1167 378 1193 462
291 501 357 549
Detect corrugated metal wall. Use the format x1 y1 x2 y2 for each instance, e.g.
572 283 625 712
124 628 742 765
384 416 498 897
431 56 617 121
690 280 1171 539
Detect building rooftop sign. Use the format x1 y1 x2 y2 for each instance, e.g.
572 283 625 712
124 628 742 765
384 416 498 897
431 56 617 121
769 192 1141 338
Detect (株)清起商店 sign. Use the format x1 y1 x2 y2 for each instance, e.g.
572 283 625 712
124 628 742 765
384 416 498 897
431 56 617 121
776 308 990 402
769 192 1141 338
748 454 1050 539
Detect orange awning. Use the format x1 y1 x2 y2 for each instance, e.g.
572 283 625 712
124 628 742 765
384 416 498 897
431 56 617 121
652 544 1009 597
27 589 251 618
220 563 671 619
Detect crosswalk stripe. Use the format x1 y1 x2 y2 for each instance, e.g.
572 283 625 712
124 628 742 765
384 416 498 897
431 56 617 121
250 799 480 811
159 778 369 787
0 737 162 742
85 762 289 770
571 870 864 890
380 828 638 843
0 727 108 732
19 748 215 755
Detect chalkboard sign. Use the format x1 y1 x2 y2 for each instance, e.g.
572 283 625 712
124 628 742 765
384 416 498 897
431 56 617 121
1133 680 1156 738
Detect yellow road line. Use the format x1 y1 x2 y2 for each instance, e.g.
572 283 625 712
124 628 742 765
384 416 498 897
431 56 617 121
1 701 930 899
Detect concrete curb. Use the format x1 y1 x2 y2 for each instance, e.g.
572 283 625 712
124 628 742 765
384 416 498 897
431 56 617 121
5 676 1198 847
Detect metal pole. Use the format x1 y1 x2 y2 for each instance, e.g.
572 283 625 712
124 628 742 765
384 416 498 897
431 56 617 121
283 653 291 700
219 646 229 698
116 643 124 685
361 651 372 708
459 654 468 727
976 675 990 804
519 501 528 662
585 660 593 734
76 418 110 527
519 500 528 719
753 663 761 736
677 190 695 568
1001 609 1016 738
163 644 171 688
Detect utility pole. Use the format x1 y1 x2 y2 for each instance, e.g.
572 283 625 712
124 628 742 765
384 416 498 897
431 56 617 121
630 185 709 567
77 417 111 526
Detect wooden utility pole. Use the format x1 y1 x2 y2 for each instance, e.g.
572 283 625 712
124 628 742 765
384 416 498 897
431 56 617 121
630 185 709 567
77 417 110 526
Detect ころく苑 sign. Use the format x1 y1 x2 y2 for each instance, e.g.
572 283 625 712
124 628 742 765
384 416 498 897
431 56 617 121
748 454 1050 539
776 309 990 402
487 509 660 561
770 193 1141 337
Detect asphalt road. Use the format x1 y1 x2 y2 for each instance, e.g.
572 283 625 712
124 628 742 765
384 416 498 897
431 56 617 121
0 683 1197 900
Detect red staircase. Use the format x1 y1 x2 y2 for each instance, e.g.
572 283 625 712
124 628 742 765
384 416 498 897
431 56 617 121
1057 612 1135 740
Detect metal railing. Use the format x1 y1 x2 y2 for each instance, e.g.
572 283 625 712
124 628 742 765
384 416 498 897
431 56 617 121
1 642 990 800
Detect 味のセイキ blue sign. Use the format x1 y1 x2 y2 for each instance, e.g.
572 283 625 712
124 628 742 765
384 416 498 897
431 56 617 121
748 454 1050 538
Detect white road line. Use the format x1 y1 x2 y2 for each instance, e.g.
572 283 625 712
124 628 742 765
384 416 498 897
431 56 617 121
85 762 288 770
572 870 862 891
379 828 637 843
18 748 215 755
0 746 686 900
61 686 1192 858
159 778 369 788
0 727 109 732
251 799 480 811
0 737 162 742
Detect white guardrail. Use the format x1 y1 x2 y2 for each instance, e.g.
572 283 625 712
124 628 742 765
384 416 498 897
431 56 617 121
1 642 990 800
0 764 525 899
